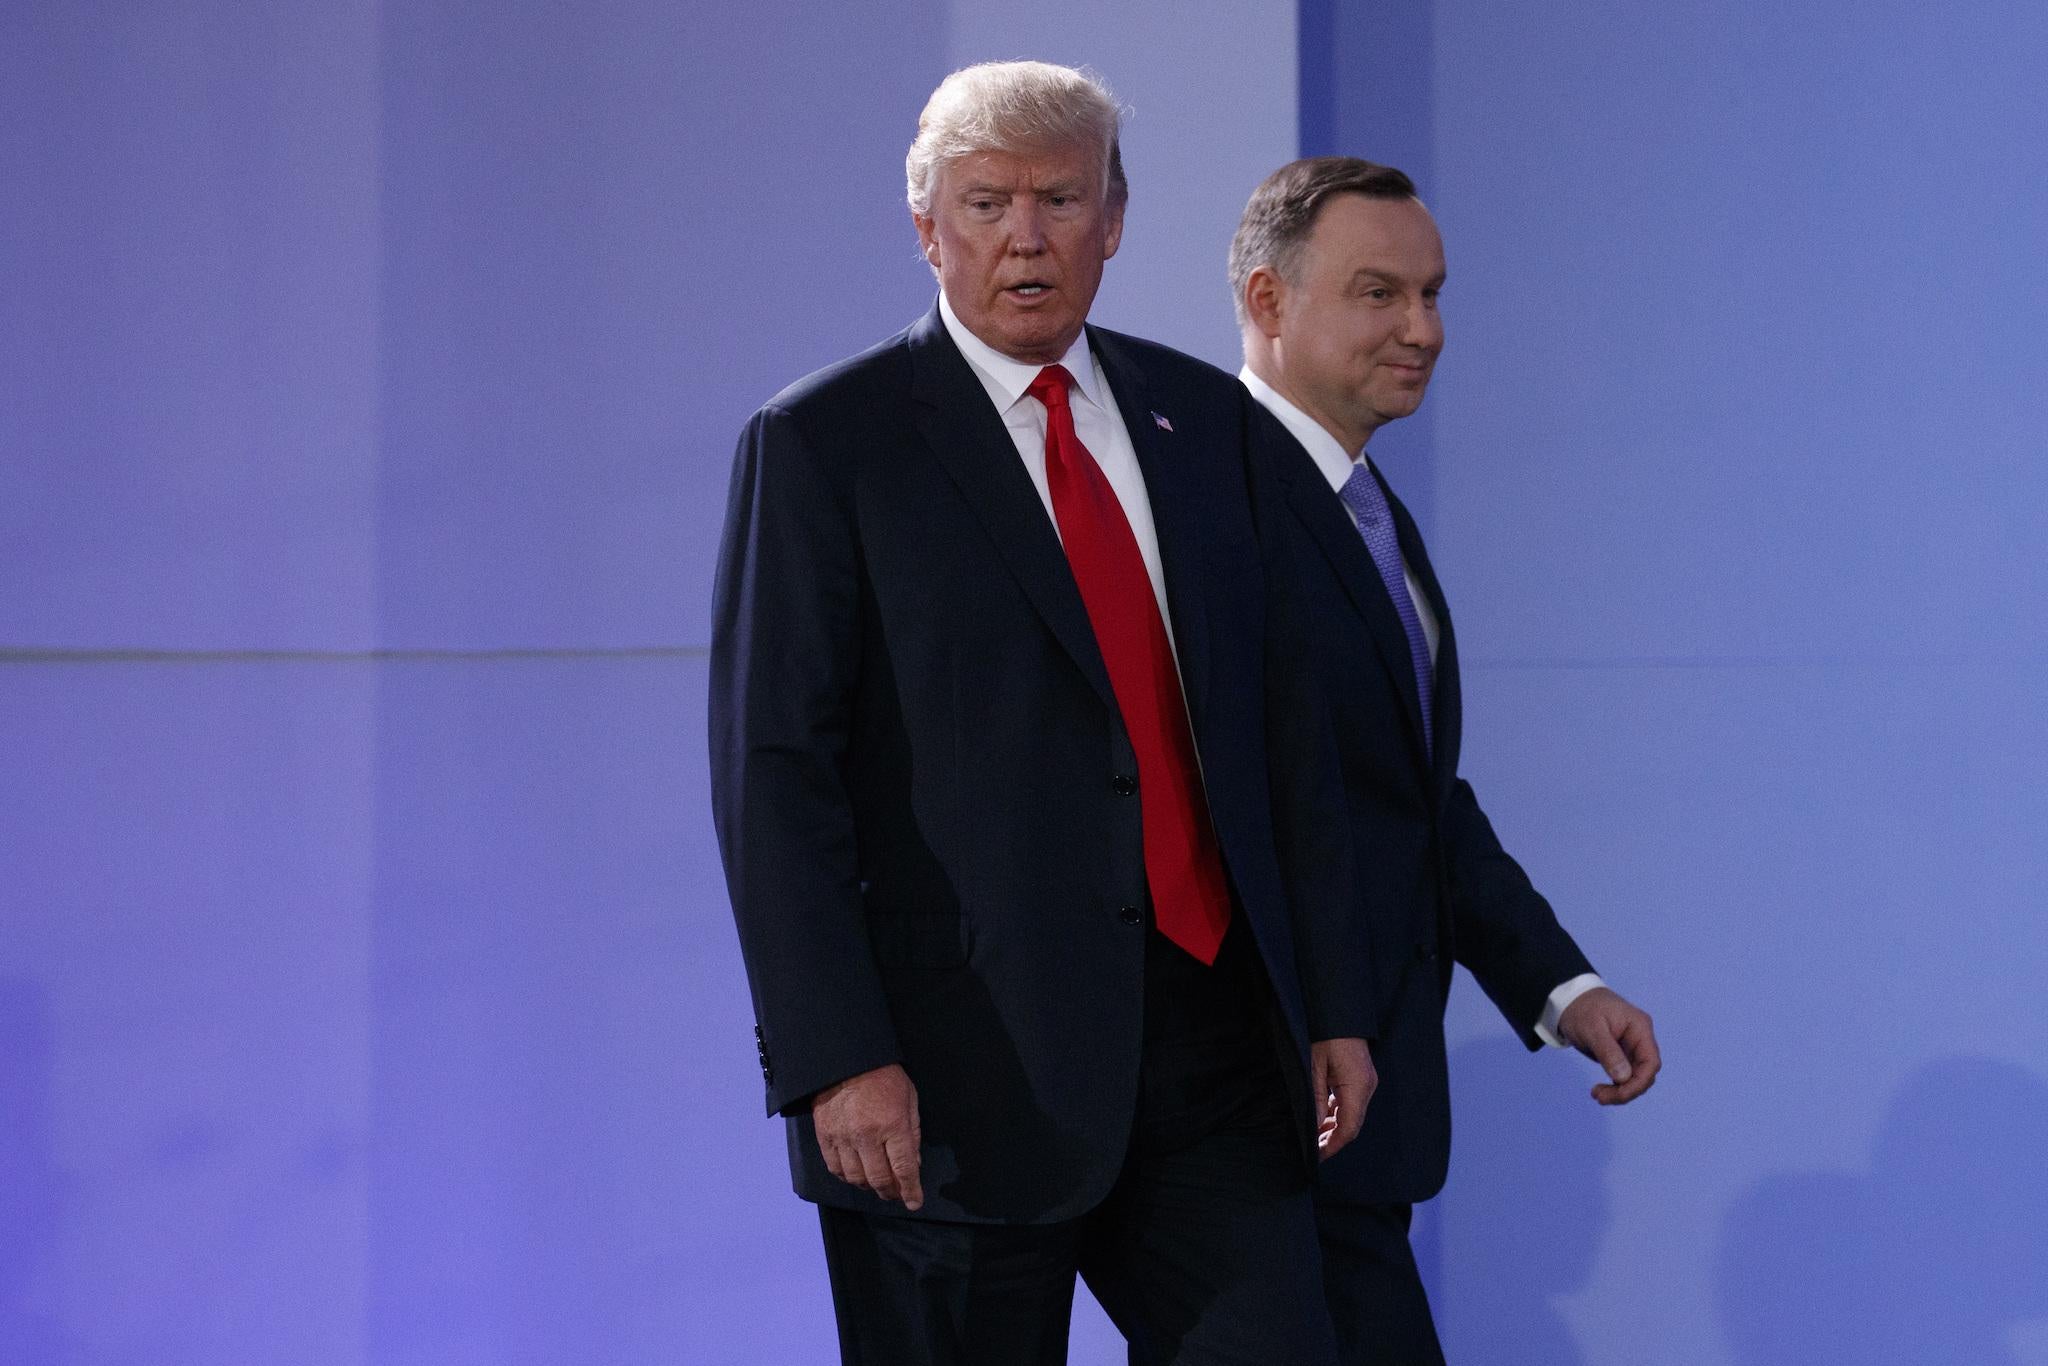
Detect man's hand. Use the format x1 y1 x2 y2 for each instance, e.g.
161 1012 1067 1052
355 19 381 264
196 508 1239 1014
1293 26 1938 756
1556 987 1661 1105
812 1063 924 1210
1310 1036 1375 1160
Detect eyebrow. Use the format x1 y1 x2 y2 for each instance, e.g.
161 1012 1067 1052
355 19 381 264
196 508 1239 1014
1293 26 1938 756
956 180 1087 198
1348 268 1448 288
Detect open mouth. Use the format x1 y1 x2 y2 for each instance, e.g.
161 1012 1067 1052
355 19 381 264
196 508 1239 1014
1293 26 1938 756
1005 282 1052 299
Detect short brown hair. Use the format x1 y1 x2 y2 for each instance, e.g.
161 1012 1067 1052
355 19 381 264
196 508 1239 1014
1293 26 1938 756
1228 157 1417 325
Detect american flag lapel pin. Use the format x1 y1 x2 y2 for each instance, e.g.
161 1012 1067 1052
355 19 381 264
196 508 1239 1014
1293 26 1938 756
1151 411 1174 433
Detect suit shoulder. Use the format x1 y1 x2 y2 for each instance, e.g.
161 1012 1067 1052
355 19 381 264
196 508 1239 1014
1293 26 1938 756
1243 391 1320 480
1088 325 1242 396
754 321 917 423
1245 392 1309 455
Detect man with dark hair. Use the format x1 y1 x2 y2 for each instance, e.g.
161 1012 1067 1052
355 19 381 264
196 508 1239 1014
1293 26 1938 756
710 68 1377 1365
1229 156 1663 1363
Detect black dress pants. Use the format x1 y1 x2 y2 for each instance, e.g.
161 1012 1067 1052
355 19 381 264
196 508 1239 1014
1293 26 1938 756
817 923 1339 1366
1311 1198 1445 1366
1127 1194 1446 1366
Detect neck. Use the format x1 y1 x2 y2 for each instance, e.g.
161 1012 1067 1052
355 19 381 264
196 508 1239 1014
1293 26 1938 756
1243 348 1374 458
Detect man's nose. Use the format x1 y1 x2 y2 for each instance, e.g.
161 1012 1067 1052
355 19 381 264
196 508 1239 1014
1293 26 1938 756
1401 300 1443 350
1007 204 1047 253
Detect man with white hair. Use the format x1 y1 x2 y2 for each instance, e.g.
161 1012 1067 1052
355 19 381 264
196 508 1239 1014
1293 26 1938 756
711 62 1375 1364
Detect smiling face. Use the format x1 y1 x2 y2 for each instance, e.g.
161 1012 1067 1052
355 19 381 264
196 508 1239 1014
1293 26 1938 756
913 142 1125 364
1251 192 1446 454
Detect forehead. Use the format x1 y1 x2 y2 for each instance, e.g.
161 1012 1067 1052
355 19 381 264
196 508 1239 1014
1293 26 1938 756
1303 194 1445 275
934 141 1104 194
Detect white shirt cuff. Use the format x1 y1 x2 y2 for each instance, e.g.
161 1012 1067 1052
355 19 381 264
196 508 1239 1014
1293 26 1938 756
1535 973 1606 1048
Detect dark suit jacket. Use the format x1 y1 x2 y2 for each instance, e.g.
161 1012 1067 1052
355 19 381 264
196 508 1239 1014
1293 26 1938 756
708 305 1370 1225
1251 404 1594 1205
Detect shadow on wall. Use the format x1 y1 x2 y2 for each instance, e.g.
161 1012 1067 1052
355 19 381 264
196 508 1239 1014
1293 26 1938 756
1716 1056 2048 1366
0 980 66 1362
1432 1037 1614 1366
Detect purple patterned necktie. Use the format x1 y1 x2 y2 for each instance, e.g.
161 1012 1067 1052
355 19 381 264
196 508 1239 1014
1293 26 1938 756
1338 462 1434 755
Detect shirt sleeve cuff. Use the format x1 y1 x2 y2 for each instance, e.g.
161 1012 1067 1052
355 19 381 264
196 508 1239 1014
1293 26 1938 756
1535 973 1606 1048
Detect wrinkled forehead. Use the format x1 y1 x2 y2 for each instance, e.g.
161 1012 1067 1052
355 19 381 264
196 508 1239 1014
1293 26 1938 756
932 137 1112 197
951 146 1096 185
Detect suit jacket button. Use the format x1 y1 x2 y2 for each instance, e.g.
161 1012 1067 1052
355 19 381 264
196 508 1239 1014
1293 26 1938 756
1118 905 1143 925
1112 774 1138 796
1415 942 1437 962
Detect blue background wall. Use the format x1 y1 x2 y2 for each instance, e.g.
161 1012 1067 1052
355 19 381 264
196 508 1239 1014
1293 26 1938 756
3 2 2044 1363
1350 4 2048 1363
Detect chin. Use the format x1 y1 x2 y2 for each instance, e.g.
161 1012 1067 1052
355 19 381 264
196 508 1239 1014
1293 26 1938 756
995 331 1050 360
1005 325 1075 361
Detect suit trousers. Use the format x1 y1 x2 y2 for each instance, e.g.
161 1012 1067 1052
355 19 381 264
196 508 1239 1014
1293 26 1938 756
1312 1197 1445 1366
818 922 1339 1366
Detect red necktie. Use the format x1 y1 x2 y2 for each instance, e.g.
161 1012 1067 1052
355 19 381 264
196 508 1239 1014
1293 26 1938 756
1028 364 1232 964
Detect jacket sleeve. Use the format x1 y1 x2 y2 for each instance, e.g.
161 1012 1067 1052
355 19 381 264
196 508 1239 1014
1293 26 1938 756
1440 776 1595 1049
1243 394 1378 1042
708 403 901 1114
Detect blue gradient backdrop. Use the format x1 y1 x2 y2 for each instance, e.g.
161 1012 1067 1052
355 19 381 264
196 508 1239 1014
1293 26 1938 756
4 3 2043 1363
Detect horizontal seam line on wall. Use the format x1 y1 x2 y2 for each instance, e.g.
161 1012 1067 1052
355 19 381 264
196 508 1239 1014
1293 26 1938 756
1464 654 2047 670
0 646 711 664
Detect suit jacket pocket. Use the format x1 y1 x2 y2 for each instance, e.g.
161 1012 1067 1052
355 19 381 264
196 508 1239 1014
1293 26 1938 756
865 910 968 971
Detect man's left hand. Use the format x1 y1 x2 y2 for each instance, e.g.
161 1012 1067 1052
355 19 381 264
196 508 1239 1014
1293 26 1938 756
1556 987 1661 1105
1310 1036 1375 1159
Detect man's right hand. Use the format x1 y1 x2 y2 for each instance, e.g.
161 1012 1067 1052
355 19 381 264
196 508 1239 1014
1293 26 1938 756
812 1063 925 1211
1311 1036 1375 1160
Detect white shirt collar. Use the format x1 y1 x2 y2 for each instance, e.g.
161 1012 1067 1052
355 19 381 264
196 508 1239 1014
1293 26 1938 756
939 291 1109 415
1238 364 1363 496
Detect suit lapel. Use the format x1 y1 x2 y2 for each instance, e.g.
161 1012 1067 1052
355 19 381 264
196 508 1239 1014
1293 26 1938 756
1090 328 1214 734
1382 474 1461 788
1274 437 1432 775
907 307 1118 713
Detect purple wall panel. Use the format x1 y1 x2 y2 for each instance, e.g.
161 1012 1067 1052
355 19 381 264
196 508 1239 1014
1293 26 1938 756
372 1 946 650
5 3 942 1360
1441 660 2048 1361
1 3 380 651
1311 1 2048 1360
363 658 829 1362
0 662 375 1362
1430 3 2048 667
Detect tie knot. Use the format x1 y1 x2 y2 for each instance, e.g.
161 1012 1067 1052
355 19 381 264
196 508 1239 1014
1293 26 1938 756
1339 463 1383 525
1028 365 1075 409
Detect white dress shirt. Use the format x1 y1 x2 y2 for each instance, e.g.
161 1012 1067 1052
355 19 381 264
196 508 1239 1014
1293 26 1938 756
1238 365 1601 1047
940 293 1178 657
1239 367 1441 662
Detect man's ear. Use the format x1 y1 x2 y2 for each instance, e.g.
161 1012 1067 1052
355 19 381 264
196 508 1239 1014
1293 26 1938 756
913 211 941 269
1101 197 1126 262
1243 266 1287 340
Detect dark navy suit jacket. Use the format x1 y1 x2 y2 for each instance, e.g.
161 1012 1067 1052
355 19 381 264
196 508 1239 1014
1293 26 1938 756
709 305 1370 1224
1251 404 1594 1205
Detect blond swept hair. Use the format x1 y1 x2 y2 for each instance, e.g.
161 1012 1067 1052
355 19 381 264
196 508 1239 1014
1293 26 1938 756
906 60 1128 216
